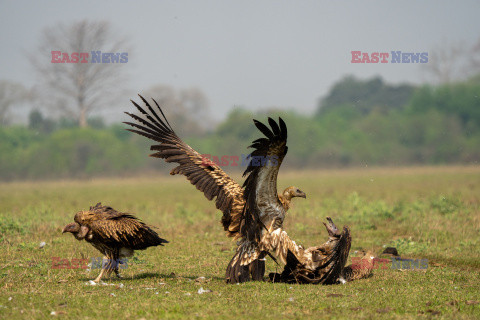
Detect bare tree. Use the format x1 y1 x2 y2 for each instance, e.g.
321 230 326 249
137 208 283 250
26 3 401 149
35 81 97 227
0 80 28 126
140 85 211 136
423 38 480 84
30 20 130 127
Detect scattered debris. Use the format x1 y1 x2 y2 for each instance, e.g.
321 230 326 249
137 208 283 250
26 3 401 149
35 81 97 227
287 297 294 302
184 292 192 296
39 241 46 249
117 283 124 289
197 287 212 294
8 297 12 301
110 293 116 297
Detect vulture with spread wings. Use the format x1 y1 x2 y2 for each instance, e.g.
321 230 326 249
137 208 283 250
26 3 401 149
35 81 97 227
125 96 350 283
62 203 168 282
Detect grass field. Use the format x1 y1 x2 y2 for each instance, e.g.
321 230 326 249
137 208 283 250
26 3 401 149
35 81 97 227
0 166 479 319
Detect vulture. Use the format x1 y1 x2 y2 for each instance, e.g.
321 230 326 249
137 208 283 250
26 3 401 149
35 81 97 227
124 95 311 283
62 203 168 282
269 217 363 284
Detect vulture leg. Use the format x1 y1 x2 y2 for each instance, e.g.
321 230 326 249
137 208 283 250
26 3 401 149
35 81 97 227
114 262 123 279
94 257 108 283
98 255 117 281
94 269 105 283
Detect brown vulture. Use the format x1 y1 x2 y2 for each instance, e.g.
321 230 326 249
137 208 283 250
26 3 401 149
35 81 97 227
269 217 359 284
62 203 168 282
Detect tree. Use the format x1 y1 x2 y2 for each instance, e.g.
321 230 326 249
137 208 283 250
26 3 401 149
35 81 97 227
422 38 480 84
30 20 130 127
28 109 56 134
316 75 415 116
140 85 211 136
0 80 28 126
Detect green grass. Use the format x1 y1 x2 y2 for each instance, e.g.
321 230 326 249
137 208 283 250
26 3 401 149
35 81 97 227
0 166 479 319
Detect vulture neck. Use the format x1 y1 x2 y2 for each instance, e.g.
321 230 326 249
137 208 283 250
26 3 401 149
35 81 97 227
279 190 293 211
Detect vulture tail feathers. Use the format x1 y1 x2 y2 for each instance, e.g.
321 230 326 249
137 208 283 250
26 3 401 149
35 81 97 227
248 258 266 281
225 249 250 284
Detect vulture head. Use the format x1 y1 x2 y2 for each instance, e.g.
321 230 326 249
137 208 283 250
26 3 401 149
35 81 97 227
62 222 90 240
282 186 307 201
323 216 340 237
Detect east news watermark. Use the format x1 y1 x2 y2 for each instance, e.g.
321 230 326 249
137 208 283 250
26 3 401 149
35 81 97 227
51 256 427 271
51 51 128 63
351 51 428 63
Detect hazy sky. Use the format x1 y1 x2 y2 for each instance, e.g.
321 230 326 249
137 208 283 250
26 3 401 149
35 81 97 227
1 0 479 122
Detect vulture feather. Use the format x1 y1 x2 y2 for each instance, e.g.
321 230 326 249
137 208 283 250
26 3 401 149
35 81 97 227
62 203 168 283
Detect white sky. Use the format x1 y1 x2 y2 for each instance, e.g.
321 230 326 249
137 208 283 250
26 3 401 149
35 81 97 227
1 0 479 122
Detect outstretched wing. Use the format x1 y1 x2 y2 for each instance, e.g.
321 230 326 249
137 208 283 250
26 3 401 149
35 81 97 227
124 96 244 236
241 117 288 243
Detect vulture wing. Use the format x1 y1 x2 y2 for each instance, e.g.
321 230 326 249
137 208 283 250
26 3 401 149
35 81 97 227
225 118 290 282
124 96 245 236
83 203 168 250
240 117 288 243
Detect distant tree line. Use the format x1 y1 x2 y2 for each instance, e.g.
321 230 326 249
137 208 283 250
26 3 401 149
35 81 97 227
191 74 480 168
0 74 479 181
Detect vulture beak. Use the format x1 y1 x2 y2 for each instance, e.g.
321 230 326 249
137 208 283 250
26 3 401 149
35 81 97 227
298 190 307 199
323 217 340 236
62 222 77 234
